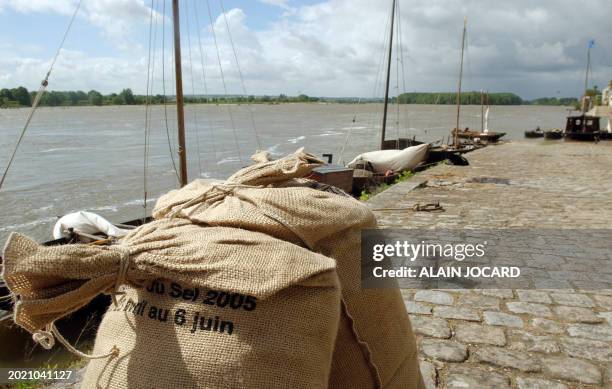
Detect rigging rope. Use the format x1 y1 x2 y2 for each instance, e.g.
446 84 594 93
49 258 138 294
363 5 392 153
338 3 391 161
143 0 159 218
0 0 82 192
193 0 220 178
205 0 244 166
394 0 400 142
396 0 410 138
462 27 477 129
337 97 361 165
184 0 203 177
161 0 180 184
219 0 262 150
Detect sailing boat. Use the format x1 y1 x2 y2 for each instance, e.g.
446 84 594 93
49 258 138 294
373 6 477 165
565 40 601 141
451 18 505 144
348 0 428 190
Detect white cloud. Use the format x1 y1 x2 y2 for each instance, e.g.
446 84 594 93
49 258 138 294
257 0 291 10
0 0 156 50
0 0 76 14
1 0 612 99
83 0 156 50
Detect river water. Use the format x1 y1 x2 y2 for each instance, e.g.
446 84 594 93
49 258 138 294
0 103 569 244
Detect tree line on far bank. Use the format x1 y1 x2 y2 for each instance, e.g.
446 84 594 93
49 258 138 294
0 86 585 108
396 92 581 107
0 87 320 108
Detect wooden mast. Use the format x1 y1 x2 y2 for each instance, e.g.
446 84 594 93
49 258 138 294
480 89 484 132
380 0 396 150
453 16 467 147
172 0 188 186
582 42 592 113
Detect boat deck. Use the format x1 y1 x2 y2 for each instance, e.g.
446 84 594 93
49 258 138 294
367 140 612 388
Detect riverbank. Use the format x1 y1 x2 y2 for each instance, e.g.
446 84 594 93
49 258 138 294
368 140 612 388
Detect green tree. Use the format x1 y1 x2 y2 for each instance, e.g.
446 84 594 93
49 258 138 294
87 90 103 105
119 88 135 105
0 88 13 101
12 86 32 106
43 91 64 106
111 93 124 105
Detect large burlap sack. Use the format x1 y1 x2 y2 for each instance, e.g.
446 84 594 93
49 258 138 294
153 149 424 388
2 218 341 388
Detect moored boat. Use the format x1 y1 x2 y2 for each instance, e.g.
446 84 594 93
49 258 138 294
544 128 563 139
525 127 544 138
452 128 506 143
564 114 600 141
347 143 429 174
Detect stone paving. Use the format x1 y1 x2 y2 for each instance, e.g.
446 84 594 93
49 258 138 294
367 140 612 388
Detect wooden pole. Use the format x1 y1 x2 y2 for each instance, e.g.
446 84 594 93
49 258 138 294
583 45 591 113
454 16 467 147
380 0 396 150
480 89 484 132
173 0 188 186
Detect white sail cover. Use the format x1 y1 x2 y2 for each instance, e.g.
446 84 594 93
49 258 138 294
52 211 128 239
484 106 490 133
347 144 428 174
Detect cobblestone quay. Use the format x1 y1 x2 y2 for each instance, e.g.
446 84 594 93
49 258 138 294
367 140 612 388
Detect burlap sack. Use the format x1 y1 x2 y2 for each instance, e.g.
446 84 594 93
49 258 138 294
153 150 424 388
2 218 341 388
2 149 422 388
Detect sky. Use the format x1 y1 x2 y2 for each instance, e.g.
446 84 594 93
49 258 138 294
0 0 610 100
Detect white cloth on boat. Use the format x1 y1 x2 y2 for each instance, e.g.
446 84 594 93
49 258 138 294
52 211 128 239
346 144 428 174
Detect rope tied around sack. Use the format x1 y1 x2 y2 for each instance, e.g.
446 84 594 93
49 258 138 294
166 182 262 218
33 322 119 360
111 245 131 306
278 153 301 174
30 244 131 361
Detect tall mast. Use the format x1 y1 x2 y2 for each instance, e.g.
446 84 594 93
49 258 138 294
380 0 396 150
480 89 484 132
172 0 188 186
453 16 467 147
583 41 592 113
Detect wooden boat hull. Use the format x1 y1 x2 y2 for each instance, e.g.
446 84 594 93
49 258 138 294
565 131 600 141
524 130 544 138
452 129 505 143
352 169 397 194
544 131 563 140
382 137 476 166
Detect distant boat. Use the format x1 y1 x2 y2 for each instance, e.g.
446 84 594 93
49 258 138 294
450 21 505 145
375 5 474 165
452 128 506 143
544 128 563 139
566 40 601 141
564 114 600 141
525 127 544 138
